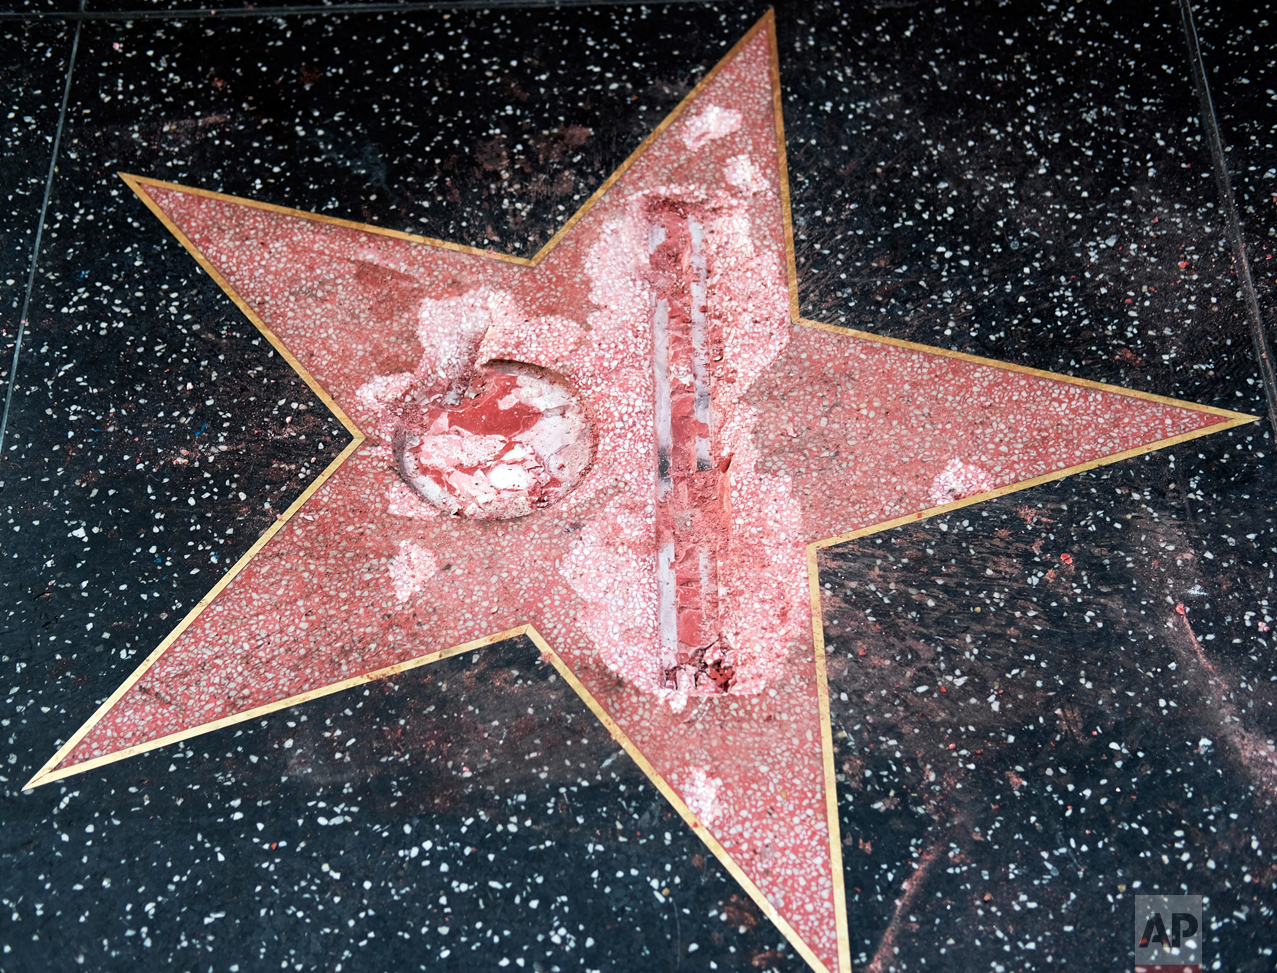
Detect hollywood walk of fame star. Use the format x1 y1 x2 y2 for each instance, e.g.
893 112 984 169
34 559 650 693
22 13 1253 973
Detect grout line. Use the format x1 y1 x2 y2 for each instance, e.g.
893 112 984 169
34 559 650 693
1178 0 1277 431
0 0 724 22
0 0 86 462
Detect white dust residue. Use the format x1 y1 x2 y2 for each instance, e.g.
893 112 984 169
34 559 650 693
386 479 439 519
559 498 660 685
388 540 439 602
714 406 806 696
930 458 996 506
724 154 768 194
416 290 509 402
678 766 724 825
356 371 415 438
681 105 743 151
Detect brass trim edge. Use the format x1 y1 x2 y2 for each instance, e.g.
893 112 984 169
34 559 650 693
797 316 1257 424
526 10 774 267
769 10 801 323
22 440 363 789
112 13 773 273
807 546 853 973
811 414 1255 552
119 172 368 441
28 627 522 787
22 173 371 791
524 626 834 973
117 173 537 266
32 619 837 973
770 17 852 973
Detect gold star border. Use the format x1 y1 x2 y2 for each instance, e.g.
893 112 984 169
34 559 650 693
24 13 1256 973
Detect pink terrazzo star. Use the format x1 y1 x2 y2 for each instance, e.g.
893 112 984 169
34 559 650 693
29 15 1252 973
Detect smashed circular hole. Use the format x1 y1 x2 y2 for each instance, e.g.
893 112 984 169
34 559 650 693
392 361 592 520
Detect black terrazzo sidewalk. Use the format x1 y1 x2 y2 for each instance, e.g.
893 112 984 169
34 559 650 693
3 2 1275 971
